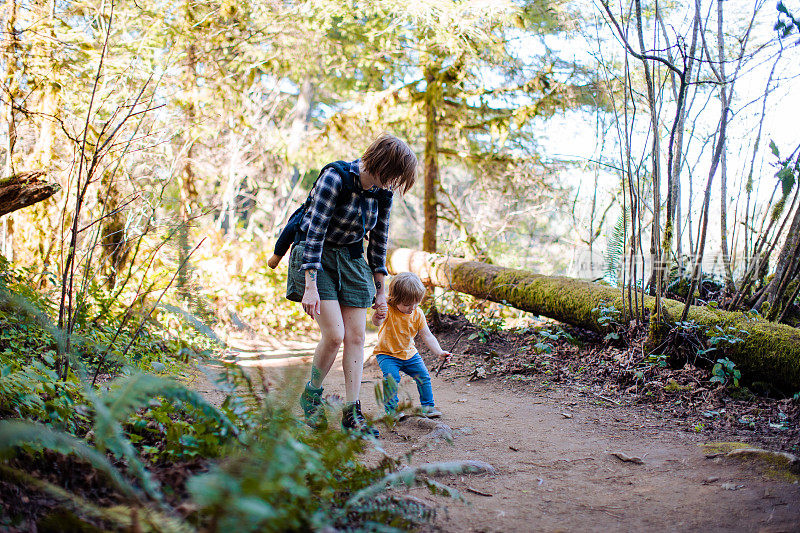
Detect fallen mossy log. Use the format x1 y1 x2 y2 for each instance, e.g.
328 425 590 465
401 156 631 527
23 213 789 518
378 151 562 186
387 248 800 393
0 170 59 217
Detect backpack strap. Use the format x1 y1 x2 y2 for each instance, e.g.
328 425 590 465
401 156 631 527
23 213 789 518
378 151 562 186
375 189 393 210
296 161 393 260
294 161 363 252
302 160 354 211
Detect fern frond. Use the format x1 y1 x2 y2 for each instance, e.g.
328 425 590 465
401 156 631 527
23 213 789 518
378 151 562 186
195 362 261 430
351 493 438 528
345 460 479 508
158 304 221 344
0 289 65 353
0 366 45 413
357 522 404 533
0 463 136 526
90 373 237 503
88 390 165 503
604 206 630 285
102 373 237 435
0 463 195 533
0 420 142 502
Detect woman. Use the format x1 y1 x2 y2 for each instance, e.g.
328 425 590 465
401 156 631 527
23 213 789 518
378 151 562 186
286 133 417 436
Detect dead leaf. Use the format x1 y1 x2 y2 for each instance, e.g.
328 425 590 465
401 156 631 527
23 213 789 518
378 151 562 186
469 365 487 381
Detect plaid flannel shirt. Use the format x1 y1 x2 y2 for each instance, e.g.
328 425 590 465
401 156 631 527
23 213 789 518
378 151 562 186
300 159 392 274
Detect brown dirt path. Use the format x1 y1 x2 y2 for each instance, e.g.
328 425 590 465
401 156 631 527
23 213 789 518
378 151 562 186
196 333 800 532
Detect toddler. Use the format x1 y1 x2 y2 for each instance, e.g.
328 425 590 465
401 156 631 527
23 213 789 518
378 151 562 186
372 272 449 418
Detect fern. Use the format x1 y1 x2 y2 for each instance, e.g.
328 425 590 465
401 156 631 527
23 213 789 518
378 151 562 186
0 365 45 415
158 303 221 344
353 494 437 529
0 420 143 502
102 373 237 436
345 461 478 508
0 463 194 533
604 206 630 285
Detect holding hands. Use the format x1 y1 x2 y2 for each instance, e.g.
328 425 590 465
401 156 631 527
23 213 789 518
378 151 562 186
372 300 388 326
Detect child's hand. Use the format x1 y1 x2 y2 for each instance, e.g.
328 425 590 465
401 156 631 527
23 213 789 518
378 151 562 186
371 312 385 327
438 351 452 360
267 254 282 269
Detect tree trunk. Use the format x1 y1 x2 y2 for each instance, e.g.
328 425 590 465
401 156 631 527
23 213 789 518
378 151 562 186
422 62 440 253
3 0 19 178
0 171 59 217
388 247 800 392
98 170 127 288
31 0 59 170
180 46 198 222
755 203 800 318
634 0 662 315
668 5 699 267
1 0 19 259
717 0 735 292
271 76 315 234
286 76 315 178
177 0 199 298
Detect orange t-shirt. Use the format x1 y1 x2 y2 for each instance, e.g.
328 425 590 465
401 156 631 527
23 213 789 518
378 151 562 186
373 305 426 360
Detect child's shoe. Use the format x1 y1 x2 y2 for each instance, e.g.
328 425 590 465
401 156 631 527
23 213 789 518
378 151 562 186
300 381 327 429
384 406 408 420
419 406 442 418
342 401 379 437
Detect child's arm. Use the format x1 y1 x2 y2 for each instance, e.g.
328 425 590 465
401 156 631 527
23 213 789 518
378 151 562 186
270 206 305 269
418 321 450 359
269 225 293 269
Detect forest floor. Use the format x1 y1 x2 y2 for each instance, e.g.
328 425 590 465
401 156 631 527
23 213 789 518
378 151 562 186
198 314 800 533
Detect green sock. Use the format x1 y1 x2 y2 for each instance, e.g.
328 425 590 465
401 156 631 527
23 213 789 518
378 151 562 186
309 366 323 389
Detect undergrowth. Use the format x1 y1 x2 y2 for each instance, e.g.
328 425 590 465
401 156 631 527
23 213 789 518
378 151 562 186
0 264 467 531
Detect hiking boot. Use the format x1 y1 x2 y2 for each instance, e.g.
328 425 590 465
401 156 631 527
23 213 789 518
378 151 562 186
300 381 327 429
342 401 379 437
420 406 442 418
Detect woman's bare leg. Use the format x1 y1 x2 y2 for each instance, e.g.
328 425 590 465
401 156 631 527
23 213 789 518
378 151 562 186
340 305 368 403
309 300 344 387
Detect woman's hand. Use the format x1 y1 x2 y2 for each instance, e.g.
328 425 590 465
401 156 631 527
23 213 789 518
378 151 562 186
302 287 321 317
303 269 321 317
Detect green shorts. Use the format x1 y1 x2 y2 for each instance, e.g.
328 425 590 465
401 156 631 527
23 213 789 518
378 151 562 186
286 242 376 308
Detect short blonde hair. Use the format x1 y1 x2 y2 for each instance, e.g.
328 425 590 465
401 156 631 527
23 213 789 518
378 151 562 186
387 272 426 307
361 133 417 194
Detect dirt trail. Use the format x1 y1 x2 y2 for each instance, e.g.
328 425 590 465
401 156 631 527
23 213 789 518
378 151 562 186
197 333 800 532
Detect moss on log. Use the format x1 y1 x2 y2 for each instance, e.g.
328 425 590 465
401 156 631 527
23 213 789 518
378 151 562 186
0 170 59 217
388 248 800 393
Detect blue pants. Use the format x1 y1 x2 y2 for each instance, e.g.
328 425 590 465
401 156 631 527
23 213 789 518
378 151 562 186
376 353 435 410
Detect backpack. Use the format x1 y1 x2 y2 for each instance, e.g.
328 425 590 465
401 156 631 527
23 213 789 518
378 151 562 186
274 161 392 257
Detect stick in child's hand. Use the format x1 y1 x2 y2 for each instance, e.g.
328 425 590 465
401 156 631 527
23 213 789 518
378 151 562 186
435 331 467 376
435 351 452 376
